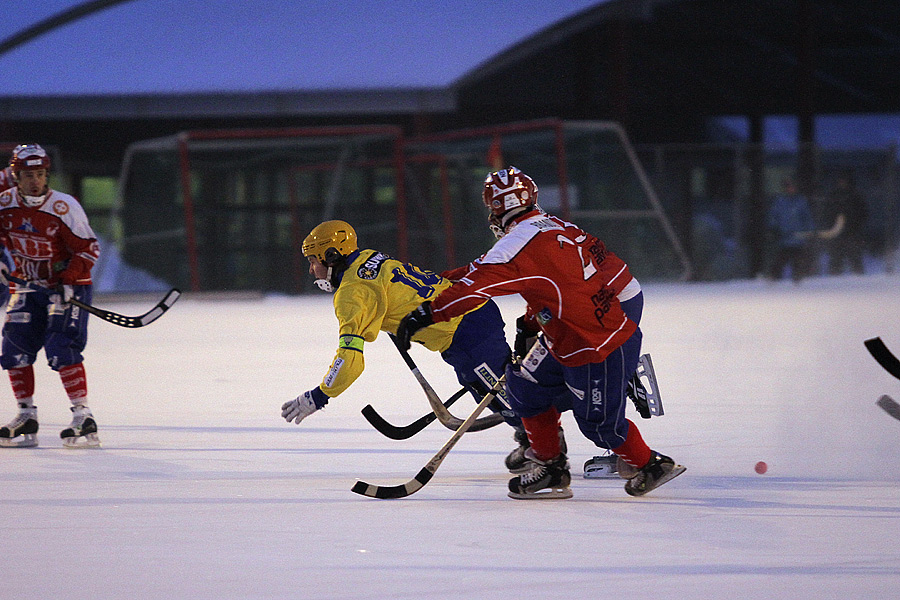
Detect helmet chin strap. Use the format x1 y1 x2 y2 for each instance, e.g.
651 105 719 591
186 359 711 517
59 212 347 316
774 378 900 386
21 192 47 208
490 205 533 238
314 266 335 293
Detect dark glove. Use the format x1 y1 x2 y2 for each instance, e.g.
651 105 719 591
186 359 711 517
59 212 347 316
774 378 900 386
627 374 652 419
396 301 434 351
514 314 539 359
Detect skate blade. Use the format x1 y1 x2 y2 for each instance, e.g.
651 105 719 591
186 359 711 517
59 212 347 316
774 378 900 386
0 434 38 448
583 468 619 479
583 455 621 479
62 433 101 449
508 487 573 500
508 463 534 474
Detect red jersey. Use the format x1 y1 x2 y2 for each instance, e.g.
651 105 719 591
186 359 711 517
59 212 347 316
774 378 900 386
432 212 637 367
0 187 99 288
0 167 13 193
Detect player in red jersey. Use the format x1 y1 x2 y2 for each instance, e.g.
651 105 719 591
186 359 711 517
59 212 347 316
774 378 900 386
398 166 684 498
0 166 14 193
0 144 101 448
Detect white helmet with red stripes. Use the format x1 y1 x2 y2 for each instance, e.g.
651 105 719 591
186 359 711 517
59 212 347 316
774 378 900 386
482 166 538 237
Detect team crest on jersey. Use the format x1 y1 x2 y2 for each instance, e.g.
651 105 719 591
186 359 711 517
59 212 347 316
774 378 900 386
53 200 69 216
0 193 12 207
16 218 38 233
357 252 389 280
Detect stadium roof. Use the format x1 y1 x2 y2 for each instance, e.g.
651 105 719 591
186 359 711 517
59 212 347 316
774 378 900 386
2 0 898 146
0 0 601 118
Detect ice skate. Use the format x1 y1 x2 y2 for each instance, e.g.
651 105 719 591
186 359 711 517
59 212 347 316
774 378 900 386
0 404 39 448
508 450 572 499
60 405 101 448
505 428 532 473
583 452 620 479
624 452 685 497
505 427 567 474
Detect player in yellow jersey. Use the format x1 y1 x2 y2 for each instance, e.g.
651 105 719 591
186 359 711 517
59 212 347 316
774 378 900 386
280 220 546 468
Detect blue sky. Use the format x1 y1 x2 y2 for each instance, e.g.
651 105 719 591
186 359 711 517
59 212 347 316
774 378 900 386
1 0 602 95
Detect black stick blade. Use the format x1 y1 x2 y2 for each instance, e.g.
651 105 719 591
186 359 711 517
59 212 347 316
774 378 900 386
877 395 900 422
351 467 434 499
361 388 466 440
865 337 900 380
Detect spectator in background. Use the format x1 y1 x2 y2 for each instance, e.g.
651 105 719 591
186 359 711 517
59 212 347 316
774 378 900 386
767 177 816 282
822 172 867 275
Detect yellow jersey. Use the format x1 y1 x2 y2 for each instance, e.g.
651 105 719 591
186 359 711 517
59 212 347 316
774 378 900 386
319 250 465 398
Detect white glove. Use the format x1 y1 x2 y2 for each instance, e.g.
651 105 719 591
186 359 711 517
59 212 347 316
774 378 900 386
50 284 74 306
0 262 9 287
281 390 319 424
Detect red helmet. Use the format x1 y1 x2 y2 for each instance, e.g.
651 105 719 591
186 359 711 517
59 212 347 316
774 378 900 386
482 166 538 233
9 144 51 174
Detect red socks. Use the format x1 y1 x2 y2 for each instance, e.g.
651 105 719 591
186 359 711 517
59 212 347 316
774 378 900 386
612 419 653 469
8 365 35 402
59 363 88 404
521 407 562 461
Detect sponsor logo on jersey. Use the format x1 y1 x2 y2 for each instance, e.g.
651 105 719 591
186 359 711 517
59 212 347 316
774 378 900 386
52 200 69 216
590 286 616 324
358 252 389 280
324 357 344 387
8 234 54 259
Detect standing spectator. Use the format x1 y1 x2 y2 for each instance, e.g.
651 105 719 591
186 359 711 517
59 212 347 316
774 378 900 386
397 166 684 499
823 172 867 275
0 144 101 448
767 177 816 282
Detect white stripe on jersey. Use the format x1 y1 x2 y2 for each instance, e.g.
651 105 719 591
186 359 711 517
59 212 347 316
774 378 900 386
436 274 565 319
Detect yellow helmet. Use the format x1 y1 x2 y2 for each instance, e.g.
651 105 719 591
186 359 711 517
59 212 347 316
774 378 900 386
302 220 358 266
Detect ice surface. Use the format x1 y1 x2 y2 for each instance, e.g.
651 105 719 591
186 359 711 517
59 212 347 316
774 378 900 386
2 274 900 599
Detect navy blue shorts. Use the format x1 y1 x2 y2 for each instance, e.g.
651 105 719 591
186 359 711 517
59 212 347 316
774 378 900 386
505 292 644 449
440 299 519 425
1 285 92 371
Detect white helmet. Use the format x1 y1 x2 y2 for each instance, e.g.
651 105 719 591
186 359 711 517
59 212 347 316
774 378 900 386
10 143 51 207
